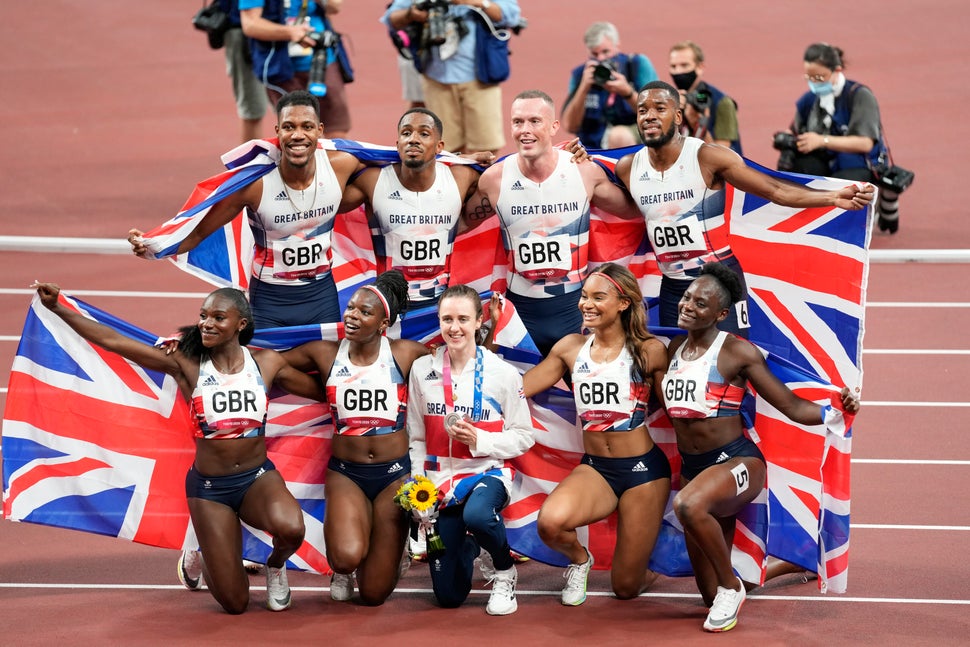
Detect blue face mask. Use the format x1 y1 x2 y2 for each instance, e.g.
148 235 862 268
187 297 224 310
808 80 834 96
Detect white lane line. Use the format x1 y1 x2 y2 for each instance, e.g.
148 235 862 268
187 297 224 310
862 401 970 407
853 459 970 465
864 349 970 354
0 583 965 604
867 302 970 308
851 524 970 531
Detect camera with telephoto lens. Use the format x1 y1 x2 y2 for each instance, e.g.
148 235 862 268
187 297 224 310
413 0 452 47
591 59 616 86
307 30 339 97
684 82 711 112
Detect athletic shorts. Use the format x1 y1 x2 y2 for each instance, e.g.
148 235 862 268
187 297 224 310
581 444 671 499
679 435 764 482
185 458 276 513
248 274 340 328
506 289 582 357
327 454 411 501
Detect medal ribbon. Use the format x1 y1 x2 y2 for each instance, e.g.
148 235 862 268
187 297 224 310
442 346 484 422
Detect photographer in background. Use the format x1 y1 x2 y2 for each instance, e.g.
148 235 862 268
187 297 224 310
383 0 522 155
774 43 900 233
669 40 742 155
213 1 271 143
560 22 658 149
241 0 352 138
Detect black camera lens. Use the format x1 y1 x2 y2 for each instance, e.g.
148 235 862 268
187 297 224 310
592 62 614 86
772 131 798 152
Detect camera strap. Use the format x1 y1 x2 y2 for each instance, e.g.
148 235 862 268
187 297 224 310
466 6 511 41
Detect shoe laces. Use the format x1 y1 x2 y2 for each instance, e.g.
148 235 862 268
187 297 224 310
489 570 515 596
563 558 589 589
710 585 742 617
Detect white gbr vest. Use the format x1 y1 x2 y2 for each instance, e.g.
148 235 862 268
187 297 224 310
495 150 591 298
628 137 726 280
192 348 268 439
371 163 462 301
249 149 342 285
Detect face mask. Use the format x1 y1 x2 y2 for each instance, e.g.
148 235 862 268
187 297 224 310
808 80 834 96
671 70 697 91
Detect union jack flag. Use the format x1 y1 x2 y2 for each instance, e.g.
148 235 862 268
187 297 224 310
3 141 869 593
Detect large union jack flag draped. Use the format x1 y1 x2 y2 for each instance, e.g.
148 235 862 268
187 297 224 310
2 140 870 593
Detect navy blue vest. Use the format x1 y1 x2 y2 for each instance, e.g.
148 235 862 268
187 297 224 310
701 83 742 156
795 80 886 173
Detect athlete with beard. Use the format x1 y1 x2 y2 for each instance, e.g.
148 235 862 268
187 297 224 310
614 80 874 335
129 91 369 329
341 108 485 309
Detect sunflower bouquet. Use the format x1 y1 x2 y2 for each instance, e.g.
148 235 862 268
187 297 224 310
394 475 445 557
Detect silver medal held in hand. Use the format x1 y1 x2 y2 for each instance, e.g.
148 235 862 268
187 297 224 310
444 412 463 431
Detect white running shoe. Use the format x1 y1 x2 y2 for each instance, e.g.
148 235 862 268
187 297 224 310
561 549 593 606
410 535 427 562
177 550 203 591
475 549 496 581
485 565 518 616
703 577 746 632
266 565 291 611
330 571 355 601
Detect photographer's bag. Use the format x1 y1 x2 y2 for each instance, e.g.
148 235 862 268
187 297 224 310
193 0 231 50
472 13 510 84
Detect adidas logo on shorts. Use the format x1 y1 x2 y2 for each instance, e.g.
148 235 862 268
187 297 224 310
632 461 649 472
387 462 404 474
715 451 731 464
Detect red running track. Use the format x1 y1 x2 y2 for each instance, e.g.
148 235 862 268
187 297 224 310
0 2 967 645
